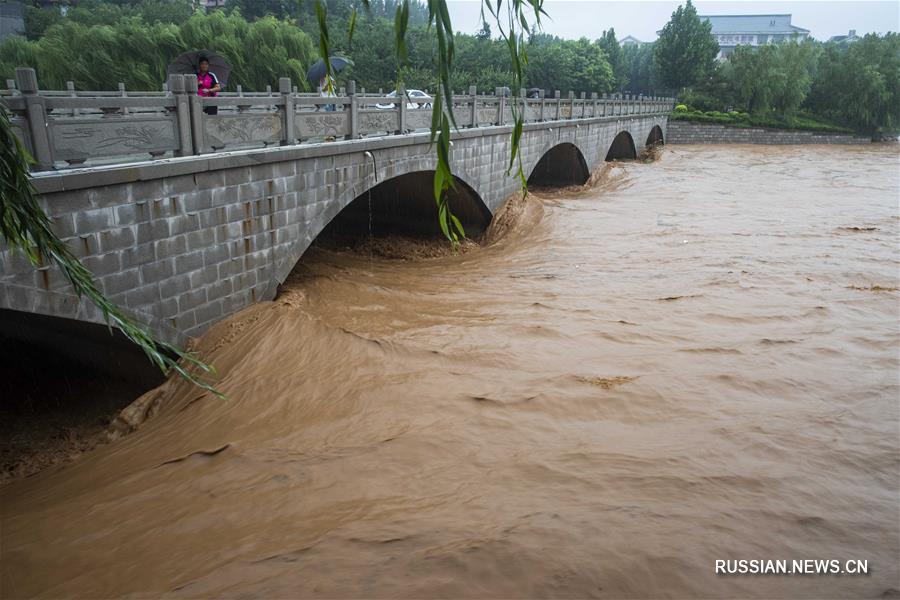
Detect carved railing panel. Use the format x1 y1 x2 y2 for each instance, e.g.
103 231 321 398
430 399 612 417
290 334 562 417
405 109 433 131
203 113 283 151
358 110 399 136
476 106 498 126
49 115 179 164
296 112 350 139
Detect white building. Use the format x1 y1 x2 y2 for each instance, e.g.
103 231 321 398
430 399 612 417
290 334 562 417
619 35 644 47
700 14 811 59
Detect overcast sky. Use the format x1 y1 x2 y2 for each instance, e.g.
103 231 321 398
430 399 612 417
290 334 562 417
446 1 900 42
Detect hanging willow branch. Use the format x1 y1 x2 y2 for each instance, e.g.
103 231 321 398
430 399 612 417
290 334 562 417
0 105 220 395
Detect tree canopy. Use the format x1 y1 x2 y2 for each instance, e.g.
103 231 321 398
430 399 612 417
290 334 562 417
653 0 718 92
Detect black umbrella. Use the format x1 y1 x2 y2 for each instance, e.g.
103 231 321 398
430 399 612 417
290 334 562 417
306 56 353 84
168 50 231 86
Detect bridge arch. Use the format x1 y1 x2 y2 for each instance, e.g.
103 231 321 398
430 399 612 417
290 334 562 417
527 142 590 187
274 168 491 282
646 125 664 147
272 155 488 286
317 170 491 245
606 131 637 161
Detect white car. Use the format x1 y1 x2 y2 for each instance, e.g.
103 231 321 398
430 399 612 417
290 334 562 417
375 89 433 110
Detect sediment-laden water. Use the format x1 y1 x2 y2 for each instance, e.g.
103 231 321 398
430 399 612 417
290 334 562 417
1 145 898 599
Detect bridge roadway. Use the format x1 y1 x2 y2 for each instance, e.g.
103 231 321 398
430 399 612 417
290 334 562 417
1 69 672 346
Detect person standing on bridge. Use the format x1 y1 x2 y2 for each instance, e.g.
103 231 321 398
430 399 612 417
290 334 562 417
197 55 221 116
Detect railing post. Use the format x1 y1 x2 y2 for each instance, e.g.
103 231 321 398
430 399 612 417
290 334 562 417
519 87 526 121
66 81 77 117
591 92 598 118
539 89 545 122
5 79 15 92
185 74 203 155
579 91 586 118
567 91 574 119
469 85 477 128
554 90 561 120
397 85 407 133
279 77 294 146
348 79 358 140
15 67 53 170
496 87 505 126
168 74 193 157
117 82 129 116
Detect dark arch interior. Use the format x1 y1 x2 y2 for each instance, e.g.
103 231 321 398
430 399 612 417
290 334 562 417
0 309 164 477
527 143 590 187
315 171 492 247
646 125 664 147
605 131 637 161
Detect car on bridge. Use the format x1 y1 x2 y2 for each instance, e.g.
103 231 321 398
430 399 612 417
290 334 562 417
375 89 432 110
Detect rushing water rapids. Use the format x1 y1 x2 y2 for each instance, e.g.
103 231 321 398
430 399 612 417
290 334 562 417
1 145 899 599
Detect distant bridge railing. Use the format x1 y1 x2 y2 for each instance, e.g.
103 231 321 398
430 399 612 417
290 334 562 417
3 67 674 171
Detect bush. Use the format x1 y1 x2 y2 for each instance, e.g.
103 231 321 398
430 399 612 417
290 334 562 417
674 103 688 112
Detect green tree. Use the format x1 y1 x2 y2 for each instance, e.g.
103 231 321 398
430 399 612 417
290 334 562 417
525 34 613 95
805 33 900 135
226 0 296 20
475 19 491 40
622 42 656 95
653 0 718 93
728 44 776 113
23 3 62 40
0 10 316 92
769 40 820 114
597 28 626 91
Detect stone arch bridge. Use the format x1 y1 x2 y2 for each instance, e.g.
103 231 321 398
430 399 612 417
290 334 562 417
1 70 671 347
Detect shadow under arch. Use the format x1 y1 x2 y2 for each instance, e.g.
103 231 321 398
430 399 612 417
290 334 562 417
646 125 664 147
527 142 590 187
314 170 493 248
606 131 637 161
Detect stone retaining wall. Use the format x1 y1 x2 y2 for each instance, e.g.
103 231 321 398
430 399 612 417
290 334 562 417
667 120 870 145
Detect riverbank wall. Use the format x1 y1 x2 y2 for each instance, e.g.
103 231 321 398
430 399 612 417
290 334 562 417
667 120 871 145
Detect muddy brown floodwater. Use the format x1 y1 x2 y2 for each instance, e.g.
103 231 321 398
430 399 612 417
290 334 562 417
2 145 899 599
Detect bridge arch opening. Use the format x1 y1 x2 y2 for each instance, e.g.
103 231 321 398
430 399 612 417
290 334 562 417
605 131 637 161
315 171 492 249
527 143 590 187
0 309 165 477
646 125 664 147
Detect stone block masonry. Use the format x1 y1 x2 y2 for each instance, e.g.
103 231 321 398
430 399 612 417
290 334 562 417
0 114 668 345
667 120 871 145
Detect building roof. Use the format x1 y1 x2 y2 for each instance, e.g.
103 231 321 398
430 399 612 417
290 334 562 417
699 14 810 35
828 30 859 43
619 35 643 44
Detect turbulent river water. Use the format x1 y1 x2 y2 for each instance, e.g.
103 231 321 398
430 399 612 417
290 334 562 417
2 145 899 599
